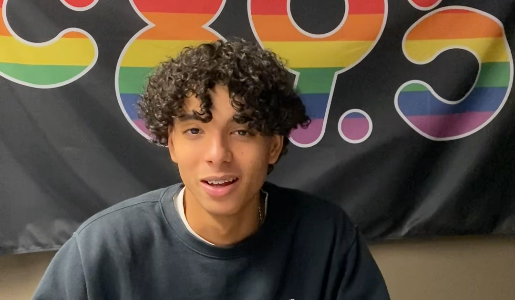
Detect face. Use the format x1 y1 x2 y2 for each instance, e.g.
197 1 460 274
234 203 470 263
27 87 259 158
168 85 283 217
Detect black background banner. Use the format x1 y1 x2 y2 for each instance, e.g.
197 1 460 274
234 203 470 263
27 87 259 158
1 0 514 255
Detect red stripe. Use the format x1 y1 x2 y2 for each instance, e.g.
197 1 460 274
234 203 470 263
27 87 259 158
410 0 439 8
251 0 385 15
63 0 95 7
349 0 385 14
133 0 222 14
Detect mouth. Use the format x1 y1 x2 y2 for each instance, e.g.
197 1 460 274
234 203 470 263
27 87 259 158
201 177 239 186
200 176 239 197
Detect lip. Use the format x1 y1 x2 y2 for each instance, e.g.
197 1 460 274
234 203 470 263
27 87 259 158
200 175 239 198
201 175 239 182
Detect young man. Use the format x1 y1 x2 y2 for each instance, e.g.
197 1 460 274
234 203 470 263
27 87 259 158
33 39 390 299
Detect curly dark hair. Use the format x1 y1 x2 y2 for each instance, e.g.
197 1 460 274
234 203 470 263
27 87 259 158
137 38 310 173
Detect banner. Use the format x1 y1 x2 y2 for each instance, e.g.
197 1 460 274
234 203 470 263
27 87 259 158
1 0 514 255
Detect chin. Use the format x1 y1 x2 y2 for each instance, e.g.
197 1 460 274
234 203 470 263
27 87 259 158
200 197 242 217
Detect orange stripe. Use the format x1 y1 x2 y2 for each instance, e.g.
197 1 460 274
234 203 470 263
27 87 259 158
139 13 219 40
252 14 384 41
60 32 85 38
0 9 10 37
0 9 86 38
408 12 503 40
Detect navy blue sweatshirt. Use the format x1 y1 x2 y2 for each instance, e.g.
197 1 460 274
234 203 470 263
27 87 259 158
32 182 390 300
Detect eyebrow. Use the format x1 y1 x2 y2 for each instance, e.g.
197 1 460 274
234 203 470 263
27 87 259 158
174 113 241 124
174 113 204 122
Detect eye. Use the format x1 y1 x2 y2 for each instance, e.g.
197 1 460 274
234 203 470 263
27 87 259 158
233 129 256 137
184 128 201 135
236 130 249 136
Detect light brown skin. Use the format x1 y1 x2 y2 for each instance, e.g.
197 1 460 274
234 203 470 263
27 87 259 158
168 85 283 246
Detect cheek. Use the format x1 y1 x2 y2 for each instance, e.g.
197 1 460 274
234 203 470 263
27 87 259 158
235 144 270 171
174 141 201 167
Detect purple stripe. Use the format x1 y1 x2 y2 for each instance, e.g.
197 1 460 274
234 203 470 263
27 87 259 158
289 118 324 145
406 112 493 138
341 118 370 140
133 119 150 136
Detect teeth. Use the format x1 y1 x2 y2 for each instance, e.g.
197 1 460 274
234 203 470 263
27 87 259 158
206 178 236 185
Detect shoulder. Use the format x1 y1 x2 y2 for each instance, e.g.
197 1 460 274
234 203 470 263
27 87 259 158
74 184 180 237
265 181 351 219
265 182 357 243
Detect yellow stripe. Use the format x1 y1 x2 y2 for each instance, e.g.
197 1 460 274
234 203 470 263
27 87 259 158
121 40 212 67
263 41 374 68
121 40 374 68
404 38 510 63
0 36 95 66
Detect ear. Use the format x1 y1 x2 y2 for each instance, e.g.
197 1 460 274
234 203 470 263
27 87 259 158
168 126 177 163
268 135 284 165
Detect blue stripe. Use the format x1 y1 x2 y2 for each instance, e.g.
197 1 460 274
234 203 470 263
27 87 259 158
121 93 141 119
398 87 507 116
346 112 365 118
300 93 329 119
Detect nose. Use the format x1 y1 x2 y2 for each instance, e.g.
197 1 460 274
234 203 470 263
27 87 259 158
204 133 232 166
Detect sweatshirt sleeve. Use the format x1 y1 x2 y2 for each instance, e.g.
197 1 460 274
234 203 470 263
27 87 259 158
32 234 88 300
335 229 390 300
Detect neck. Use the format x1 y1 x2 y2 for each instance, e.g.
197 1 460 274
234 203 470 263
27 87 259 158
184 188 263 246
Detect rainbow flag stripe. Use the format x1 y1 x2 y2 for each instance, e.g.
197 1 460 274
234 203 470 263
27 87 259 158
116 0 223 137
63 0 96 8
408 0 442 10
396 8 513 140
339 112 370 141
250 0 387 147
0 0 97 87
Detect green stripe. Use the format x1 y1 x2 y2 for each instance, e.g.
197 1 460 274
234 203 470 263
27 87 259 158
0 63 86 85
476 62 511 88
403 62 511 92
403 83 428 92
294 67 342 94
119 63 512 95
118 67 155 94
